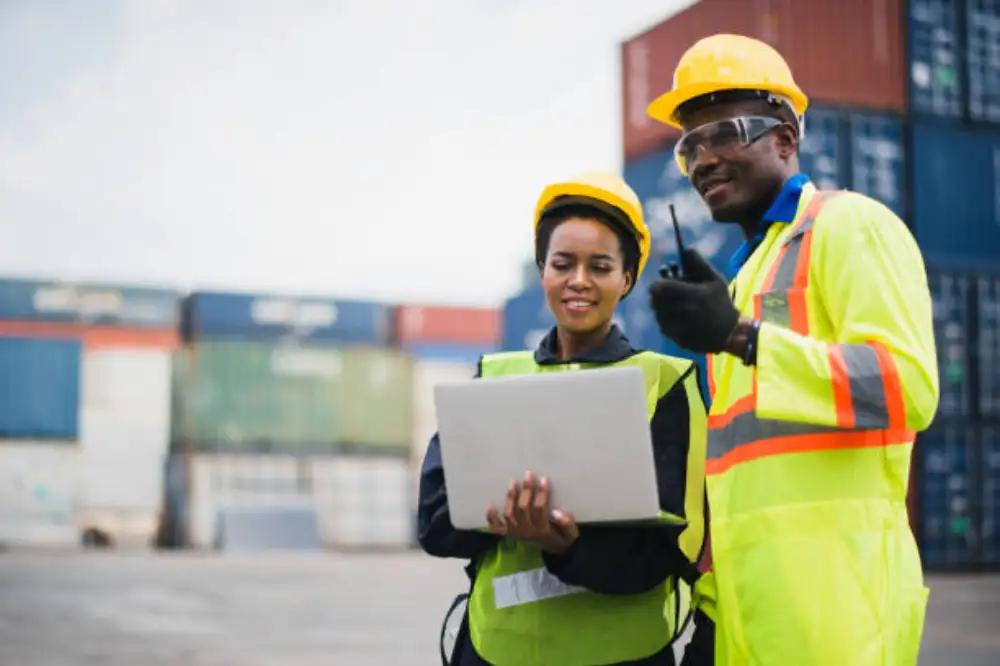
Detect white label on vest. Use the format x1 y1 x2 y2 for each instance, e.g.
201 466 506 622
492 567 585 610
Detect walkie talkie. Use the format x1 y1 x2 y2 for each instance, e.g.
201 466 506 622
659 203 685 279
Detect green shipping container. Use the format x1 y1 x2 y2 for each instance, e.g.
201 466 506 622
172 342 414 454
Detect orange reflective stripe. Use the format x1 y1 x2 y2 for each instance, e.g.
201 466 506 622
707 393 755 430
870 341 907 429
705 428 916 476
828 345 856 428
706 354 716 401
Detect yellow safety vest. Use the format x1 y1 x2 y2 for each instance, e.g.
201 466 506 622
467 350 707 666
704 184 939 665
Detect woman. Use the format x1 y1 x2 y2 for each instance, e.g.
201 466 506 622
417 172 709 666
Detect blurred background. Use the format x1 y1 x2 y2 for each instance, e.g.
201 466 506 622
0 0 998 664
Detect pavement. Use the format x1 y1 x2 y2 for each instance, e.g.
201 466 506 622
0 549 997 665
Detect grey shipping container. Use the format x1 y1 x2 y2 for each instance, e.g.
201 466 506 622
171 342 414 455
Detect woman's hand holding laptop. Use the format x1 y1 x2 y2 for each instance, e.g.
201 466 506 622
484 470 580 555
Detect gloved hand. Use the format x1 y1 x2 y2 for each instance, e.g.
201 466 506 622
648 248 740 355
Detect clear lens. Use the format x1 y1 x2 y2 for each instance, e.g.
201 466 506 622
674 115 784 176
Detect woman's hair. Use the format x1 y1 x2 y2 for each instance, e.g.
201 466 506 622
534 203 641 285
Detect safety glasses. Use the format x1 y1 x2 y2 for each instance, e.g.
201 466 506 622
673 115 785 176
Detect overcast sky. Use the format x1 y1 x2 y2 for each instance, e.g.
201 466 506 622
0 0 693 307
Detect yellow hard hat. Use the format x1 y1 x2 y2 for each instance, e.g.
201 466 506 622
534 171 651 283
646 34 809 130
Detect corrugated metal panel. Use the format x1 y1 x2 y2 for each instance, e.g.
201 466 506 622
173 343 412 454
966 0 1000 123
311 456 414 549
909 0 964 118
0 441 80 548
501 287 556 352
172 342 344 453
912 122 1000 268
395 305 500 346
929 271 975 418
917 422 981 569
983 425 1000 566
0 337 81 440
183 291 394 345
78 347 172 546
848 111 906 215
337 348 414 453
0 278 180 329
183 454 312 549
977 273 1000 418
624 143 745 280
799 108 848 191
621 0 906 161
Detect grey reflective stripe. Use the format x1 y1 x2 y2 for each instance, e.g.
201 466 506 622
759 291 791 327
707 412 842 459
840 345 890 428
492 567 586 610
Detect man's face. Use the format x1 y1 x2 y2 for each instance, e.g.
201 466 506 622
678 100 796 222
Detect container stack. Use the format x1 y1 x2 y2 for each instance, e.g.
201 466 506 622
162 290 415 552
619 0 1000 571
0 278 180 550
395 305 501 514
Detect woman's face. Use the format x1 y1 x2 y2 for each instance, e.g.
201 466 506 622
541 217 632 335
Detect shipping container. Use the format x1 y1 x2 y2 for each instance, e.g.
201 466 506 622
966 0 1000 123
78 346 173 548
0 278 180 328
799 108 848 191
0 441 80 548
929 270 975 418
621 0 906 160
172 343 413 454
412 360 478 495
337 347 415 453
403 342 497 365
501 287 557 352
0 337 81 440
177 454 313 549
916 422 981 570
395 305 500 346
909 0 964 119
848 111 907 216
983 424 1000 566
311 456 414 550
911 121 1000 268
977 272 1000 418
182 291 394 345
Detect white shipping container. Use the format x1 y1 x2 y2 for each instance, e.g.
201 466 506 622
186 454 312 549
0 441 80 548
79 347 173 547
312 456 413 549
411 360 477 498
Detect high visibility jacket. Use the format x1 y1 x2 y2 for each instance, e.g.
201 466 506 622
467 348 707 666
704 183 939 665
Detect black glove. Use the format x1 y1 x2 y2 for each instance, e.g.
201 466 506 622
648 248 740 355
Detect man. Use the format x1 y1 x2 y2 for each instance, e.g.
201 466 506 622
645 34 940 665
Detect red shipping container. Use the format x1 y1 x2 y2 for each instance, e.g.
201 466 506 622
396 305 500 346
621 0 905 161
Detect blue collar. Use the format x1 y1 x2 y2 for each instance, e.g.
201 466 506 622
728 173 811 275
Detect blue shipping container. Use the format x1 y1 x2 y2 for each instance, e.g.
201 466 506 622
799 108 847 192
0 278 180 328
917 422 981 569
0 337 81 440
928 270 975 418
966 0 1000 123
912 122 1000 268
909 0 964 119
977 273 1000 418
183 291 395 345
983 425 1000 566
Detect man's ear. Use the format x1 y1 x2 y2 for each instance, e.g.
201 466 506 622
774 124 798 160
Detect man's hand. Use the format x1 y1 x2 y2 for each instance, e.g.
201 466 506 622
485 471 580 555
648 248 741 355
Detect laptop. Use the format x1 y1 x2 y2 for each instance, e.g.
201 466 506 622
433 365 666 531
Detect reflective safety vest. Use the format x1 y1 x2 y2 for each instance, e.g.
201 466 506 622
704 184 939 666
468 350 707 666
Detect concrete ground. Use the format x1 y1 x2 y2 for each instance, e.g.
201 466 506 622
0 549 996 666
